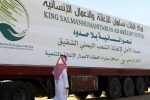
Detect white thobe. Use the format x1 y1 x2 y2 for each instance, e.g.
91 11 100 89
53 69 69 100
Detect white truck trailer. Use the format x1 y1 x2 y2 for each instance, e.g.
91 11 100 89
0 0 150 99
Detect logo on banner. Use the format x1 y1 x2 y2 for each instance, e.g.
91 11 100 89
0 0 29 41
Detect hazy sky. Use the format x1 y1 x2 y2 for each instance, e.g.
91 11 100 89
62 0 150 26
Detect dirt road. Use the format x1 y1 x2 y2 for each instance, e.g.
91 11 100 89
35 93 150 100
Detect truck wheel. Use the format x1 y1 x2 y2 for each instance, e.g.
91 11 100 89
106 78 121 99
1 81 34 100
134 77 146 95
75 92 88 100
122 77 134 97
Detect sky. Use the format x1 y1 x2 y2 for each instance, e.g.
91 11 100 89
62 0 150 26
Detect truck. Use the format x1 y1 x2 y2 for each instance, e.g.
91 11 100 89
0 0 150 99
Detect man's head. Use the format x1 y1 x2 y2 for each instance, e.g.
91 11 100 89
60 55 67 62
54 55 68 80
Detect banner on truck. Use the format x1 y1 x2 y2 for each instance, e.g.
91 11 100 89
0 0 150 69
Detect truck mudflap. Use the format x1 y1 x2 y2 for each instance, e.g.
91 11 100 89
70 76 98 92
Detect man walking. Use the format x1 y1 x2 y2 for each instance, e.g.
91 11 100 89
53 55 69 100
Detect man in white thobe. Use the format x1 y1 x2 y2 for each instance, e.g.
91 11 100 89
53 55 69 100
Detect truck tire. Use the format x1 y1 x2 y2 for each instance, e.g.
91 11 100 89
106 78 121 99
134 77 146 95
122 77 134 97
1 81 34 100
75 92 88 100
